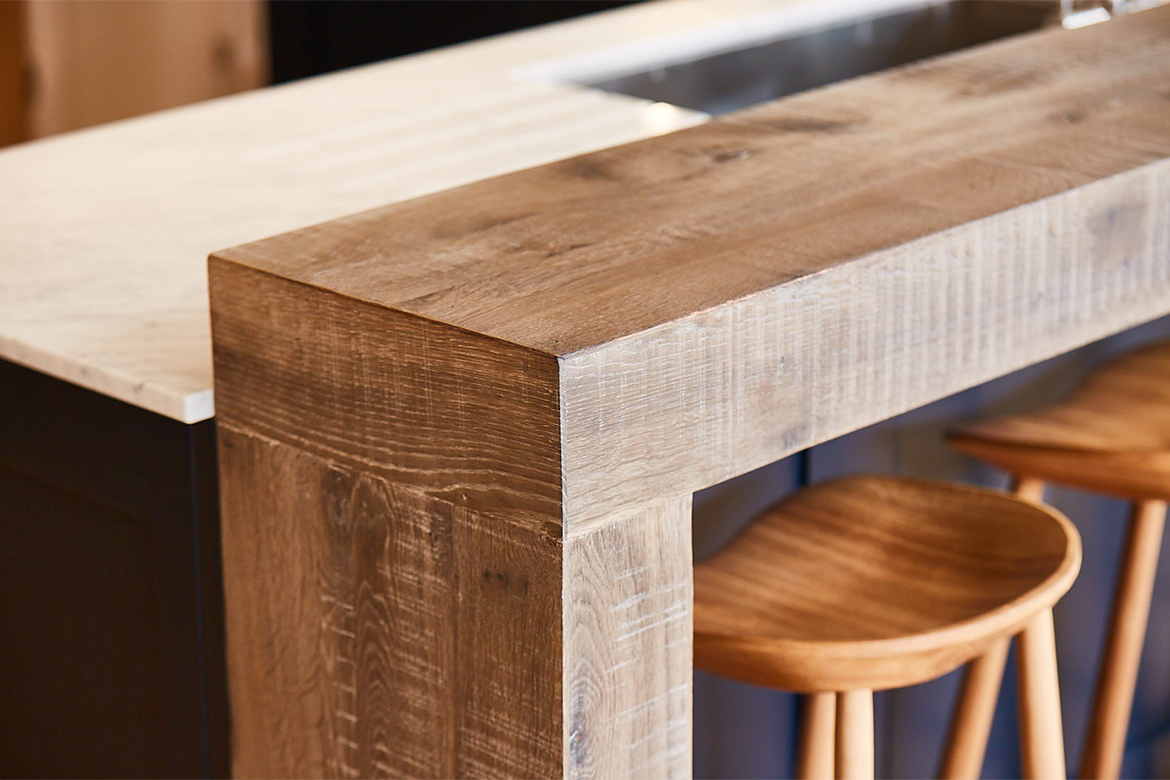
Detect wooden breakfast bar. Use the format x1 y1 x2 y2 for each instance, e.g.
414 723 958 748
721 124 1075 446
2 0 1170 777
207 6 1170 778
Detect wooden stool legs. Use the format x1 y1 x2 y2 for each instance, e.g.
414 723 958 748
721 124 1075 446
940 476 1047 780
795 691 873 780
939 638 1011 779
940 614 1065 780
1018 608 1067 780
802 622 1065 780
836 690 875 780
799 692 837 780
1080 499 1167 780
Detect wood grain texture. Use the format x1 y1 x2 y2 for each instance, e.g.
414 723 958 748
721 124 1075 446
563 497 693 780
217 7 1170 530
939 475 1045 780
212 260 695 777
209 260 562 528
692 477 1080 692
951 340 1170 500
211 259 566 777
951 346 1170 778
218 425 562 779
210 9 1170 777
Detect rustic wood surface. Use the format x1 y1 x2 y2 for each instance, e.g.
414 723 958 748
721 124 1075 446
212 261 698 778
211 263 565 778
219 7 1170 532
692 477 1080 692
211 8 1170 779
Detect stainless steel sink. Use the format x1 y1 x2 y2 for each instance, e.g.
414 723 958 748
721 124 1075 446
584 1 1059 116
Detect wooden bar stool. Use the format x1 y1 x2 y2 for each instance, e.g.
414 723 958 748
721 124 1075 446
694 476 1081 780
948 341 1170 780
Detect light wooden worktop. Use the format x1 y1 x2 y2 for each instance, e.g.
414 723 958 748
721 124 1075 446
1 0 923 423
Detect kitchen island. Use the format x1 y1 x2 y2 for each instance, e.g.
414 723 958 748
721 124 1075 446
2 0 1169 777
209 5 1170 779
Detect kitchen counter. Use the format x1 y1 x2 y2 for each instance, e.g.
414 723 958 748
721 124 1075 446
5 0 1170 777
208 5 1170 779
1 0 925 423
0 3 928 775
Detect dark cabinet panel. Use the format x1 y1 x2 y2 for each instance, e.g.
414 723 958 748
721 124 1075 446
0 359 226 779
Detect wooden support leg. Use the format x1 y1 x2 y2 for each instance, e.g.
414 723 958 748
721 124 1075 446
939 638 1011 780
211 264 695 779
939 474 1042 780
835 690 874 780
798 692 837 780
1080 500 1167 780
563 497 694 780
1017 609 1066 780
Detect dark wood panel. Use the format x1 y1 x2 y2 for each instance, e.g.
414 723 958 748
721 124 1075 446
0 358 226 778
0 464 160 777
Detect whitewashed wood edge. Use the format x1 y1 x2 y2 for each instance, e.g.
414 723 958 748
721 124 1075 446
562 494 693 780
559 156 1170 534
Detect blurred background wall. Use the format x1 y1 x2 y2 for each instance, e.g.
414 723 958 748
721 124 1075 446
0 0 267 143
0 0 636 146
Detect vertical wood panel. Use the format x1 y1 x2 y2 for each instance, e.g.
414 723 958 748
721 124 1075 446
564 497 694 780
211 260 566 778
218 425 563 779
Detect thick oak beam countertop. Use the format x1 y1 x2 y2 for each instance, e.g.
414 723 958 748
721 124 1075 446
214 6 1170 534
210 12 1170 777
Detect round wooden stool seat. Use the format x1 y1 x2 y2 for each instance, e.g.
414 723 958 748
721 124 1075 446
695 476 1080 694
949 340 1170 501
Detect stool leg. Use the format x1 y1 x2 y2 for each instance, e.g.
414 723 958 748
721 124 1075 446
1080 499 1166 780
799 692 837 780
1013 475 1046 503
1017 608 1066 780
836 690 874 780
939 637 1011 780
939 474 1042 779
